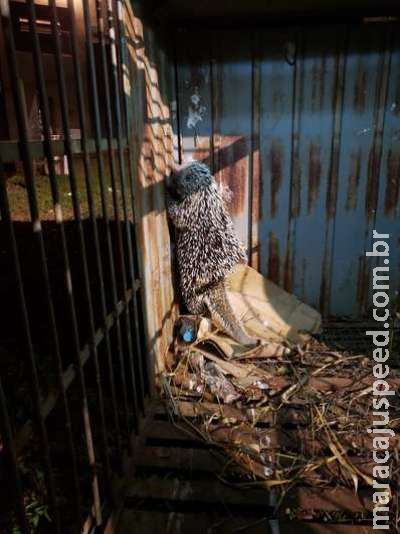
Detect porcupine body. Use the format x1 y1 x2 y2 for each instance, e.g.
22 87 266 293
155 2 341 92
167 162 257 346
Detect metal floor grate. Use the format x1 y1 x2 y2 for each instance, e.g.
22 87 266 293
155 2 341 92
319 322 399 365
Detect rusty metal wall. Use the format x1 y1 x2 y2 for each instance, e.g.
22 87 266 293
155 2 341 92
174 23 400 318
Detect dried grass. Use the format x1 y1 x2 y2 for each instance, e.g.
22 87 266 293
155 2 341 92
162 331 400 526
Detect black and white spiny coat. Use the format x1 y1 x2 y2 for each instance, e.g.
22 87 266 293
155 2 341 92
167 162 256 346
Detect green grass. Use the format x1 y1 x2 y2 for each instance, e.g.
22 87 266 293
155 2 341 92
6 167 131 222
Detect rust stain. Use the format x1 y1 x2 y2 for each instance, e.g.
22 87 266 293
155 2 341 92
394 75 400 117
217 136 248 216
353 66 367 113
384 149 400 215
272 88 283 112
250 146 262 271
366 146 380 222
326 49 345 221
189 66 206 89
269 140 283 218
345 149 362 211
356 254 369 311
291 153 301 218
301 258 307 299
319 254 330 316
326 150 339 219
251 57 261 224
192 137 212 166
311 61 318 110
319 55 327 110
283 250 293 293
251 147 261 221
308 142 321 213
267 232 280 285
311 56 326 112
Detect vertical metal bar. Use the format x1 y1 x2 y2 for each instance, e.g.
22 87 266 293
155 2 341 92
1 3 63 531
0 153 82 531
103 0 140 424
24 0 102 524
81 0 132 438
48 0 112 495
0 370 29 533
109 0 146 413
116 0 149 406
94 0 140 429
114 1 127 138
66 0 123 461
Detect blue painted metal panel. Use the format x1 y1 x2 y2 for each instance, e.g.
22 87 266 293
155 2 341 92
258 30 295 287
292 31 338 310
330 28 387 316
212 31 253 250
175 29 214 162
176 23 400 318
371 31 400 313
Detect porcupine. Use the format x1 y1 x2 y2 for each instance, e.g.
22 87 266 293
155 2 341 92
166 161 258 347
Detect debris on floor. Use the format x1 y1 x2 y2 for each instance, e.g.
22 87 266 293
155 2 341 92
162 316 400 526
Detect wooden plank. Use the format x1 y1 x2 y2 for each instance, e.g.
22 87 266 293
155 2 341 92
125 477 373 514
231 451 377 481
138 419 378 481
165 371 400 398
118 510 272 534
284 487 374 513
118 511 373 534
150 416 399 453
133 445 225 473
173 400 279 424
124 476 271 508
279 522 375 533
165 373 400 397
142 419 207 444
308 374 400 392
207 423 399 453
170 398 399 429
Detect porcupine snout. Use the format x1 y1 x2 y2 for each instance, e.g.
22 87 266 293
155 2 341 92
164 168 175 192
165 162 185 198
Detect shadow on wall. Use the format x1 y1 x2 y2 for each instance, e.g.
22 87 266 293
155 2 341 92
121 1 178 377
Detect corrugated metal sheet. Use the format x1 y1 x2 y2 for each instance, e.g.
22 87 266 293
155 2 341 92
174 23 400 318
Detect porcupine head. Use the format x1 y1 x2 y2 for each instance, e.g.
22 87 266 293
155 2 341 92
166 161 258 347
